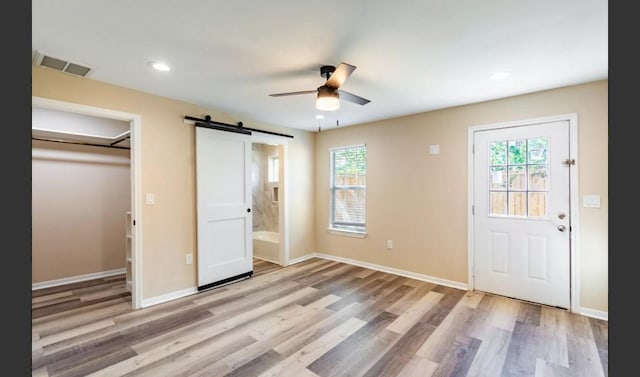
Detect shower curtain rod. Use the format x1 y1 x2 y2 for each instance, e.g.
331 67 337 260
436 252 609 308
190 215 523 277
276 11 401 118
184 115 294 139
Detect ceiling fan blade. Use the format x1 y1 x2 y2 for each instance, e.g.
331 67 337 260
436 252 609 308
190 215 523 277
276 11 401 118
326 62 356 88
338 89 370 105
269 90 317 97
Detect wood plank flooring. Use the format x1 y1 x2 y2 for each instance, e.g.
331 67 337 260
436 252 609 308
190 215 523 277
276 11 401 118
32 258 608 377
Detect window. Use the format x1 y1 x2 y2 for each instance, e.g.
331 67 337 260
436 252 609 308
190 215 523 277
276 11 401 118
489 137 548 217
330 144 366 234
268 156 279 182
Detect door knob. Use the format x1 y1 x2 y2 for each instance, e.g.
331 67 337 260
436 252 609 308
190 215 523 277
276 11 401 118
557 225 566 232
247 208 251 213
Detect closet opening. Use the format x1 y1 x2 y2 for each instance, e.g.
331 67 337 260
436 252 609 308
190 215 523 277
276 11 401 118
31 97 142 309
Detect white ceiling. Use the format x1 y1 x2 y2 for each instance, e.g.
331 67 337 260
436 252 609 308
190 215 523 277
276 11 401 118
31 0 608 132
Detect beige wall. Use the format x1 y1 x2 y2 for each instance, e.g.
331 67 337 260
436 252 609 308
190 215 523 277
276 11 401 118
32 66 316 299
315 80 608 313
32 140 131 283
32 65 606 313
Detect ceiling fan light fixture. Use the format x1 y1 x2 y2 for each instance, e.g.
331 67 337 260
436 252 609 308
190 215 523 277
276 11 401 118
269 62 368 111
316 86 340 111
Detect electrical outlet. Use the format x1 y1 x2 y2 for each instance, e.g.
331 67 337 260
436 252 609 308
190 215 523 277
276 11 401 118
185 253 193 265
387 240 393 250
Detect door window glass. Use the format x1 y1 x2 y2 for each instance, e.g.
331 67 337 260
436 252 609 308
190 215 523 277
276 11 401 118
489 138 548 218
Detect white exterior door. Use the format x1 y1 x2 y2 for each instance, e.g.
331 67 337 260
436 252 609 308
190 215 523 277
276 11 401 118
473 120 571 309
196 127 253 290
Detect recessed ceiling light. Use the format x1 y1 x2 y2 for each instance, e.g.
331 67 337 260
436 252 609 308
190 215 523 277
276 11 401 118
315 114 325 119
491 72 510 80
150 61 171 72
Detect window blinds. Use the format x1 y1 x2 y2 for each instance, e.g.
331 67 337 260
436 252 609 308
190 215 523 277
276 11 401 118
330 144 366 232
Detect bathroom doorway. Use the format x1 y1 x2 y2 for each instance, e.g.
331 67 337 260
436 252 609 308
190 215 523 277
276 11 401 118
251 133 289 267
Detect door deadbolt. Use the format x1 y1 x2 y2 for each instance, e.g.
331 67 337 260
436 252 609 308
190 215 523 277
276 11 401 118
558 213 566 219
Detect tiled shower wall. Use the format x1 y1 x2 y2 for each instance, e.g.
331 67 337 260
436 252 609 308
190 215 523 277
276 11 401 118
251 143 279 232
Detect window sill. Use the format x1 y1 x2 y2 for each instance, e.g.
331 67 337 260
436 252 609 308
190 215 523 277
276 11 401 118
327 228 367 238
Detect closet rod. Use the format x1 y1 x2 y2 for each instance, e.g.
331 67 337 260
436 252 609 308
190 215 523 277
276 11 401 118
184 115 294 139
110 134 130 147
32 137 130 150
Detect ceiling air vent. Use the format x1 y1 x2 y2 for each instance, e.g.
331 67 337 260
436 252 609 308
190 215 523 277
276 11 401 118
33 51 92 77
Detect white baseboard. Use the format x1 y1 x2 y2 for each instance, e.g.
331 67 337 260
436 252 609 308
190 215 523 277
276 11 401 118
141 254 315 308
288 253 319 265
141 287 198 308
579 307 608 321
135 254 606 319
253 255 281 265
306 253 607 319
32 268 126 290
312 253 468 291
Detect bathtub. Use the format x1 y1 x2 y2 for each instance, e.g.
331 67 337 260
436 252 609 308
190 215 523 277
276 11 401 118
253 231 279 263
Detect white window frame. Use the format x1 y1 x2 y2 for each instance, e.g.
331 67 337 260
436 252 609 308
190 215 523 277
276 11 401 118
268 155 279 182
328 144 367 238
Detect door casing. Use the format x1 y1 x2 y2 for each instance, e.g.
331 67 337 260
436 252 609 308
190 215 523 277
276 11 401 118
467 113 579 312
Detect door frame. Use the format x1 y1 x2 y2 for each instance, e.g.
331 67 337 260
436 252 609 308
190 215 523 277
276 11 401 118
32 96 144 309
251 132 291 266
467 113 579 312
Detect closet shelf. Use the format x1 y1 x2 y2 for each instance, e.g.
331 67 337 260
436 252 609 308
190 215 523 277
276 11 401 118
125 211 132 292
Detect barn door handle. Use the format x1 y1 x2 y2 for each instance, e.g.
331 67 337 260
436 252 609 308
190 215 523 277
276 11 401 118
557 225 566 232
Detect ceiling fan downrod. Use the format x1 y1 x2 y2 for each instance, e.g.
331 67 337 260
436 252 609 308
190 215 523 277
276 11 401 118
320 65 336 81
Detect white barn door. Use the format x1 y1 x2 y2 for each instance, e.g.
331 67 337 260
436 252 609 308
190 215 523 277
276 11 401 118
196 127 253 290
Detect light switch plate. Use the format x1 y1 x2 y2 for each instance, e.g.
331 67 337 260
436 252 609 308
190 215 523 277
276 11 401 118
583 195 601 208
146 192 155 205
429 145 440 155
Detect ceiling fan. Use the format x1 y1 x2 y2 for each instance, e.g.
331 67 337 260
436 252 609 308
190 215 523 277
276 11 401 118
269 62 370 111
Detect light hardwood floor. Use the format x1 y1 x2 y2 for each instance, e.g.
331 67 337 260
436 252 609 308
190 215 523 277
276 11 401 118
32 258 608 377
